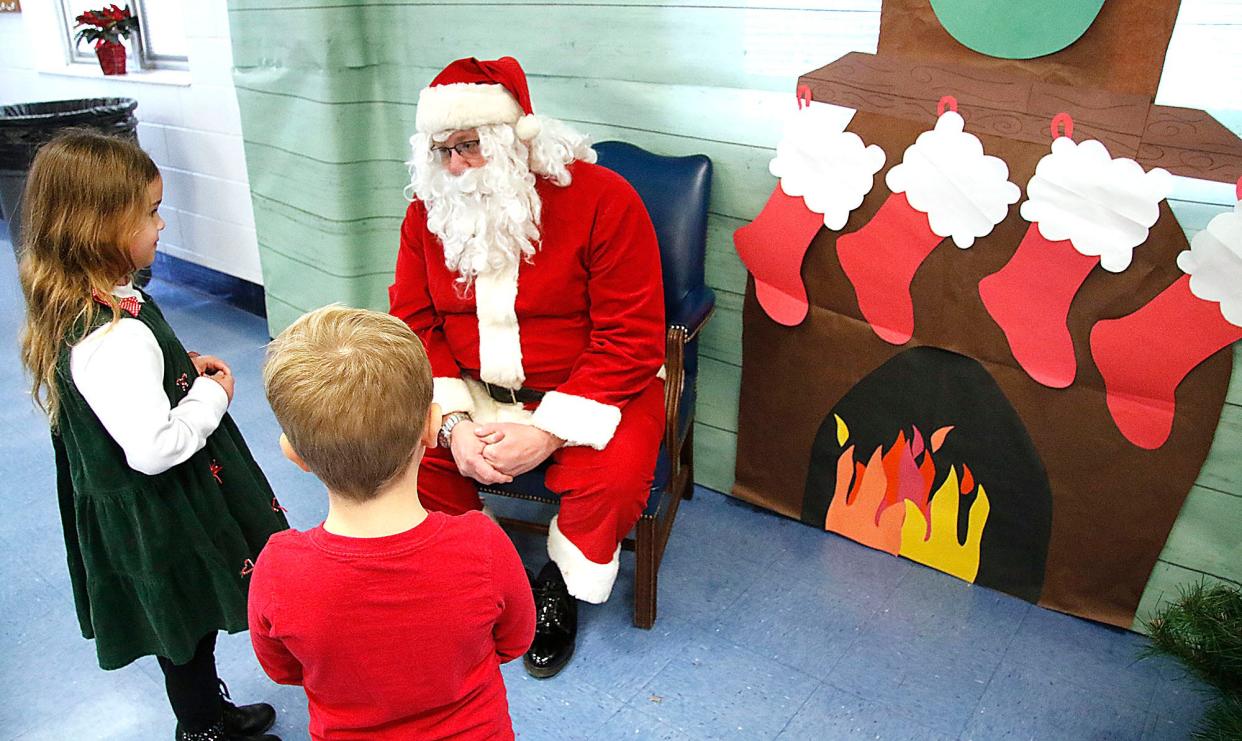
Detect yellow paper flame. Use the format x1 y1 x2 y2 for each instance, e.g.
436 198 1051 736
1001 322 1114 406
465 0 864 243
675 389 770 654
899 467 990 582
835 414 849 447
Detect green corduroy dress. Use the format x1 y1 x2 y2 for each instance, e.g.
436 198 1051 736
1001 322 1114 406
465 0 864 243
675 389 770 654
52 291 289 670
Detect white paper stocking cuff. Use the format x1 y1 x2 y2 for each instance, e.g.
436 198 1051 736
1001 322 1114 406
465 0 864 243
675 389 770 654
770 102 885 231
1020 137 1173 272
884 111 1020 249
1177 203 1242 327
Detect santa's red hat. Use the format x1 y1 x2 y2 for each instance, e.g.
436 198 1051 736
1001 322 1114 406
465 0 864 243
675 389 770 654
415 56 542 141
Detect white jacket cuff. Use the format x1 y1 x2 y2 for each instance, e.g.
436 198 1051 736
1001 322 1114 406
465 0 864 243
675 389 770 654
433 376 475 415
531 391 622 450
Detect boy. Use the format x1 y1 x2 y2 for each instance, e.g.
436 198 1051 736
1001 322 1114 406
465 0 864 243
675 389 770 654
250 306 535 740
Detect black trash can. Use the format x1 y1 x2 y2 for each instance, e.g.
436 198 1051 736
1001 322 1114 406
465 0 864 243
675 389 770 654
0 97 139 255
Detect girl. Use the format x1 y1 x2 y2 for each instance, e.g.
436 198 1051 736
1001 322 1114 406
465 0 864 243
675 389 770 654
18 131 289 741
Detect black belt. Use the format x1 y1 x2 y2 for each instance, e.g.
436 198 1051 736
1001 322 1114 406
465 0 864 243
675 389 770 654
481 381 545 405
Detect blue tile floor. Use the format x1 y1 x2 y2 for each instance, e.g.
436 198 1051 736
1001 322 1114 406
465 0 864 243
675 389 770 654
0 239 1212 740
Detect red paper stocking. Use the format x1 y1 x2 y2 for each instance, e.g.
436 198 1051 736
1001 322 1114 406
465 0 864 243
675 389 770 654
979 225 1099 388
1090 275 1242 449
836 193 944 345
734 186 826 326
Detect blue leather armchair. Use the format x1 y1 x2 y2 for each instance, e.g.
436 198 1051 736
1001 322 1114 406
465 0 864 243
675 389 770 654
483 141 714 628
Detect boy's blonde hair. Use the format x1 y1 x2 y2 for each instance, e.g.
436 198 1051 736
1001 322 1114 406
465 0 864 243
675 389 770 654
264 305 434 501
18 130 161 422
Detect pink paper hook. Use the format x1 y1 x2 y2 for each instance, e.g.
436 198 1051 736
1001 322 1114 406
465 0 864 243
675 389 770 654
937 96 958 116
1235 176 1241 202
1051 112 1074 140
796 85 813 110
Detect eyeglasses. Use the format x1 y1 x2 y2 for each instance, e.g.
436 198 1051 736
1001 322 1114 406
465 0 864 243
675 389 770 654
431 139 482 161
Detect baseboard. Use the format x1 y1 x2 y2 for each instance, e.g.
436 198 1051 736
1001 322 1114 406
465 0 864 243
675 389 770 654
153 252 266 318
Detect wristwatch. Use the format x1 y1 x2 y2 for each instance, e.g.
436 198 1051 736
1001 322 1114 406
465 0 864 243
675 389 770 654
437 412 471 448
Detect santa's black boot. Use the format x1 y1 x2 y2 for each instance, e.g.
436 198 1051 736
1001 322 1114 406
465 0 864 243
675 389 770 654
524 561 577 678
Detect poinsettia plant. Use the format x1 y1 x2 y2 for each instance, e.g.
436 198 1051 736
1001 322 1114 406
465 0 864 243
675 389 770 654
74 4 139 49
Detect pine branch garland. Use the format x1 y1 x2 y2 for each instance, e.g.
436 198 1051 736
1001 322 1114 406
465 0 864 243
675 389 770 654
1194 694 1242 741
1143 581 1242 740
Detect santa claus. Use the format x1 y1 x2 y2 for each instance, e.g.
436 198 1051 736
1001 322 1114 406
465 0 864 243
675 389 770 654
389 56 665 678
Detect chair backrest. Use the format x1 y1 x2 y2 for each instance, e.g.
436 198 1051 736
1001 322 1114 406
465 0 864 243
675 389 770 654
593 141 712 318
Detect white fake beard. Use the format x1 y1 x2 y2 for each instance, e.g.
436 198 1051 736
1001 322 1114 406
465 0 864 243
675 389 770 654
409 125 542 280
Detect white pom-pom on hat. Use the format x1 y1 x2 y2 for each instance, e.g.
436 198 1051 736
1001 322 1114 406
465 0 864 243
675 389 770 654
515 114 542 141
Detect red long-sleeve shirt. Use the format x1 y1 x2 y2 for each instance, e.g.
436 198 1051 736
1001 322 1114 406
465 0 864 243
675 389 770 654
247 510 535 740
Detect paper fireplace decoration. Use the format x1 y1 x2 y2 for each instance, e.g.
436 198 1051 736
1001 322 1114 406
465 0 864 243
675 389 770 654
732 0 1242 627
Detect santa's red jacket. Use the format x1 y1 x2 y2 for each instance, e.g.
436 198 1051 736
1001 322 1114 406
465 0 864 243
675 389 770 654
390 161 665 450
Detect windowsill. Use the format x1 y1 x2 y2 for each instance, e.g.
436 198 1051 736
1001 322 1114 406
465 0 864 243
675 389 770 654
38 63 191 87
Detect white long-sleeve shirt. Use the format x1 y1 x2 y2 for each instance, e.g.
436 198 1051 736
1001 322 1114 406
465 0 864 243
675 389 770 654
69 285 229 476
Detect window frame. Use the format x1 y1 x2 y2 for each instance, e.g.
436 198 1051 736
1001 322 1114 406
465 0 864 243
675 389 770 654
55 0 188 71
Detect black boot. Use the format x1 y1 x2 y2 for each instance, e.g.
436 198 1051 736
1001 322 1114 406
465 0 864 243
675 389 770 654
523 561 577 679
174 719 281 741
218 680 277 737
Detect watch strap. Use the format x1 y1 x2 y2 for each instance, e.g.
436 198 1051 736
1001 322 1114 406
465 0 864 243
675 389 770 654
438 412 470 448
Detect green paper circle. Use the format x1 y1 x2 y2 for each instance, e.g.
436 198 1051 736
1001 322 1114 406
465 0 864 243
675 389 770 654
928 0 1107 59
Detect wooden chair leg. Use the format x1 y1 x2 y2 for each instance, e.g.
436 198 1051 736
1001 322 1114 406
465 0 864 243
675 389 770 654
682 425 695 500
633 516 658 629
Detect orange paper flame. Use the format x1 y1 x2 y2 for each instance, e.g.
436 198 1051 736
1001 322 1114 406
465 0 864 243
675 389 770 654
826 446 904 554
824 420 989 582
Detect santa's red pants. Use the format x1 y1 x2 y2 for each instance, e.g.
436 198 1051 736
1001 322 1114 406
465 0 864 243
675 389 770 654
417 378 665 571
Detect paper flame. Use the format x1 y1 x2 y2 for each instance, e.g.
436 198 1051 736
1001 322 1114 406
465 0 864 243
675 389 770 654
824 418 990 582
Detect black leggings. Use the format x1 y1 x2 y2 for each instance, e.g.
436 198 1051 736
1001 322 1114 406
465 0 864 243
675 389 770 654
157 632 221 731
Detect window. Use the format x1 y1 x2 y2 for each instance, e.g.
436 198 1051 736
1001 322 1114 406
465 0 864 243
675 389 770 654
56 0 188 70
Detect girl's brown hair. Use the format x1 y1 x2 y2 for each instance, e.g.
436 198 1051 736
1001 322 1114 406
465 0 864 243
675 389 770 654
18 130 160 423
